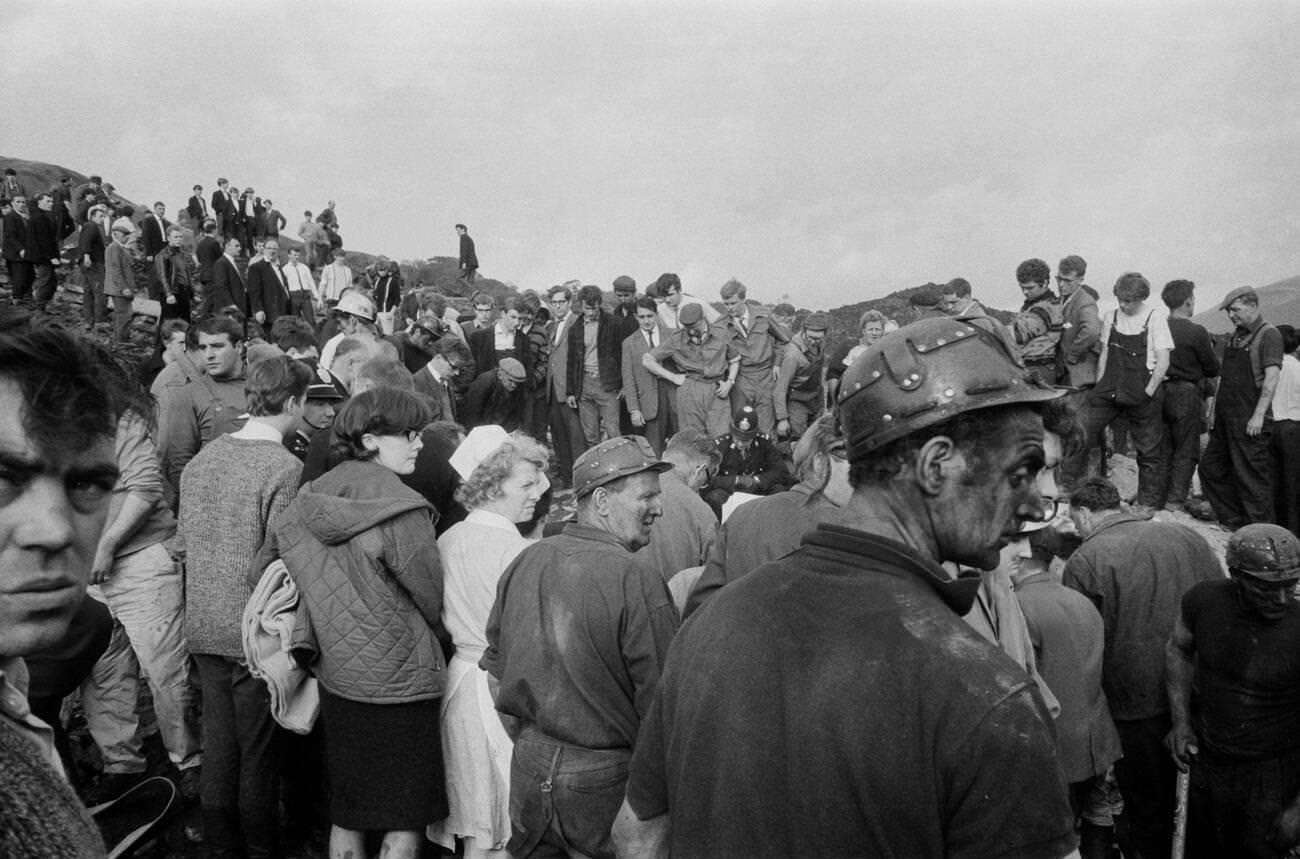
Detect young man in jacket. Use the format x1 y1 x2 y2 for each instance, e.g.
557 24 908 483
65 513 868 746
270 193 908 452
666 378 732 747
567 285 624 448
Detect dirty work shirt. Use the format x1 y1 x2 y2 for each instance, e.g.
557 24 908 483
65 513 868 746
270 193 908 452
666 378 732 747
627 524 1076 859
649 330 736 380
1182 579 1300 762
481 523 678 750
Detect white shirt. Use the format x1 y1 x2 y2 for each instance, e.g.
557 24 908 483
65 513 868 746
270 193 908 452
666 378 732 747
1273 354 1300 421
318 262 351 303
282 261 319 301
231 419 285 443
438 510 534 661
1099 302 1174 371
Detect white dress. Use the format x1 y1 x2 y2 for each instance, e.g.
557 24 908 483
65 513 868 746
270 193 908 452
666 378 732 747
428 510 533 855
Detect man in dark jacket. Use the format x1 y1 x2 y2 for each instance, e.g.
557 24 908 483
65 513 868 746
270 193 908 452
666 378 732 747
246 239 291 330
27 192 61 312
567 285 624 448
195 219 223 304
155 225 195 322
701 405 791 516
1159 279 1219 512
2 195 34 304
456 223 477 283
77 205 108 329
205 237 247 318
462 357 526 430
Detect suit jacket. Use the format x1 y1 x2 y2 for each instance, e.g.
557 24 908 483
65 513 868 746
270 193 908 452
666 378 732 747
210 189 234 219
2 211 28 262
468 324 527 379
547 315 577 402
210 255 247 312
196 235 223 284
246 258 291 324
187 195 208 223
413 364 457 424
1059 287 1102 387
459 233 477 269
140 215 170 258
622 325 668 421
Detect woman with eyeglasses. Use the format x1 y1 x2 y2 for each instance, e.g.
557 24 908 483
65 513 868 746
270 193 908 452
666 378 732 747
255 386 448 859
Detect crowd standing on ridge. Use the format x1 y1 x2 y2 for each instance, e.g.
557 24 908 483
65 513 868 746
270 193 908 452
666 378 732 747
5 167 1300 859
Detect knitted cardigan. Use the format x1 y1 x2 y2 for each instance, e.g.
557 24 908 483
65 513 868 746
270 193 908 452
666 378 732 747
180 435 302 657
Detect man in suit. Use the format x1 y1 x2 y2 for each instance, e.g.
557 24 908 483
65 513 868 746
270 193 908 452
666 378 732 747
413 336 471 423
547 284 586 486
195 220 223 307
623 296 675 454
1 168 27 202
2 194 34 304
140 202 170 263
156 225 195 322
246 239 291 329
50 175 76 240
205 237 246 318
262 199 286 241
187 184 208 226
210 178 234 241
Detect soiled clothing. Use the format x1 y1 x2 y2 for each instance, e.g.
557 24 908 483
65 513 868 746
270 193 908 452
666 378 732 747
1063 515 1221 720
685 483 837 618
1016 572 1123 783
626 525 1076 859
641 471 717 583
649 329 737 381
1183 579 1300 761
1166 317 1220 384
481 523 679 751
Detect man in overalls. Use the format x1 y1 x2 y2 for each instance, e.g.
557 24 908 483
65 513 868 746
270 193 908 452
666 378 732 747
642 303 740 437
1065 272 1172 512
1198 286 1282 529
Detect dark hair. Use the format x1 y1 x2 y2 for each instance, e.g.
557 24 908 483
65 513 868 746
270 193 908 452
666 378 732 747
276 328 318 355
547 284 572 302
269 315 313 345
1041 391 1087 459
1161 279 1195 310
1069 476 1122 512
634 296 658 314
850 404 1023 487
159 318 190 344
331 387 433 462
1113 272 1151 302
246 354 311 417
196 315 245 345
578 285 603 306
1015 259 1050 286
657 273 681 292
202 219 217 234
0 311 123 461
455 223 467 231
1058 255 1087 277
432 336 472 365
942 278 972 298
1279 324 1300 355
471 291 493 308
502 296 525 314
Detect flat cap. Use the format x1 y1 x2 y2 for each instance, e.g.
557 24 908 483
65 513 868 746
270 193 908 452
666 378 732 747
498 357 526 382
803 312 830 331
613 275 637 291
572 435 671 498
678 303 705 326
111 217 135 234
1220 286 1259 311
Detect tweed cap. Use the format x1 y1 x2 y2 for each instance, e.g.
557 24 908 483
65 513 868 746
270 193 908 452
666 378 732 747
1219 286 1259 311
572 435 671 498
613 275 637 292
498 357 526 382
803 312 830 331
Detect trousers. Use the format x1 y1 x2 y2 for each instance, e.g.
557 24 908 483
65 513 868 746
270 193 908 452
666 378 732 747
1161 381 1204 505
676 379 731 437
1113 715 1176 859
508 732 630 859
578 375 622 447
82 543 201 773
730 372 776 434
194 654 281 859
1200 413 1274 528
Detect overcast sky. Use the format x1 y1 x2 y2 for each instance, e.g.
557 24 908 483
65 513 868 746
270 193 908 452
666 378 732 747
6 0 1298 312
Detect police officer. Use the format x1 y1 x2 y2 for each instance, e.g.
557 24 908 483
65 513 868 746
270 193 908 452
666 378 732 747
1167 523 1300 859
702 405 791 516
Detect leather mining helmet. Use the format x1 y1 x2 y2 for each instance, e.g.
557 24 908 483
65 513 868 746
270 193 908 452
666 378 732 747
1226 523 1300 582
836 316 1063 460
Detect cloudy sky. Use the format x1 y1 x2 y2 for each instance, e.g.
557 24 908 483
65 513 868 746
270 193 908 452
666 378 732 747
6 0 1298 312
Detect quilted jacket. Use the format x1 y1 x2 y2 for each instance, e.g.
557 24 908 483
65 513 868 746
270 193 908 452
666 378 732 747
258 459 446 704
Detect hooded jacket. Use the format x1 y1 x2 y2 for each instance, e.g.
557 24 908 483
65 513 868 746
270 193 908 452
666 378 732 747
258 458 446 704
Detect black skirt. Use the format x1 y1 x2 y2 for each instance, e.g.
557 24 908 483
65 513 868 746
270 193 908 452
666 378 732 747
319 689 448 831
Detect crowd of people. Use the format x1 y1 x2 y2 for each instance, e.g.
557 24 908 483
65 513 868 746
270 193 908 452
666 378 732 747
4 171 1300 859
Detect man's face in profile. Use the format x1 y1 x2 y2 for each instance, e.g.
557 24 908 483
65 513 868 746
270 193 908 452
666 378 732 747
0 379 117 655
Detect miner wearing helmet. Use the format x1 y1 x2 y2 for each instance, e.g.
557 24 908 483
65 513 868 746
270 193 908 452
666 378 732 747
1064 475 1220 859
1166 522 1300 858
615 316 1077 858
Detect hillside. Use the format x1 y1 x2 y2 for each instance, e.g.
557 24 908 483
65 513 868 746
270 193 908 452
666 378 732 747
1190 274 1300 334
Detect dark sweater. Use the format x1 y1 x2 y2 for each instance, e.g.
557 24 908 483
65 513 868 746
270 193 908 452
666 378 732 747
0 713 105 857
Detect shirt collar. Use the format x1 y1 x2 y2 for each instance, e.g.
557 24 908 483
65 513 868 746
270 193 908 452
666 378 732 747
230 419 284 443
803 524 983 615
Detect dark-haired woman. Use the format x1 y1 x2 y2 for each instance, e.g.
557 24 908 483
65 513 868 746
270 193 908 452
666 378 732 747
254 386 447 859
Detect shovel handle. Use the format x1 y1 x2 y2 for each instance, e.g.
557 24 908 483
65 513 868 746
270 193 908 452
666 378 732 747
1172 769 1190 859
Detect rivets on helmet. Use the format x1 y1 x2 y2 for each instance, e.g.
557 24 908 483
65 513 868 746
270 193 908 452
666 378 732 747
872 370 881 379
854 382 862 390
944 388 954 397
882 414 893 422
908 374 919 381
937 339 946 346
917 345 927 353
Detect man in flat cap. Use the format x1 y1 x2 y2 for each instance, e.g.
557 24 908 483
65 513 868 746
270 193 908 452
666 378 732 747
1196 285 1282 528
642 302 740 437
482 435 678 859
462 355 527 430
773 312 830 441
616 316 1076 859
